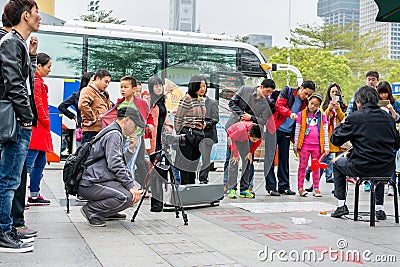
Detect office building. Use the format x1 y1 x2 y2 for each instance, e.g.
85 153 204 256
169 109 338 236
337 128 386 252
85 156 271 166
360 0 400 60
317 0 360 26
169 0 196 32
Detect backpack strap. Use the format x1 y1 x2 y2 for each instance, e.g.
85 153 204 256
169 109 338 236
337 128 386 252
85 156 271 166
84 127 120 167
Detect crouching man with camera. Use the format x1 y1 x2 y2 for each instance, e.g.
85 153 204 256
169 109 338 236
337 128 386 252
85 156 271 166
78 107 144 227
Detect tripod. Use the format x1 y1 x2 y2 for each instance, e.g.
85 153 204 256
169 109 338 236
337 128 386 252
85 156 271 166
131 150 188 225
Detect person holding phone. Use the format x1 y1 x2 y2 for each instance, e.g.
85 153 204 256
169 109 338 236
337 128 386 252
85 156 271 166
377 81 400 197
306 83 347 189
377 81 400 122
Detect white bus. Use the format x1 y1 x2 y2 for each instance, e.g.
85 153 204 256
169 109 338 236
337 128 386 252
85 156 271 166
36 20 302 162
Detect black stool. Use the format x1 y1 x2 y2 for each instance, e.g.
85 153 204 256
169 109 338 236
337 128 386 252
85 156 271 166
354 177 399 226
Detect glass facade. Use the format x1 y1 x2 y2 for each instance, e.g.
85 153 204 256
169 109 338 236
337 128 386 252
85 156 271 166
360 0 400 60
317 0 360 26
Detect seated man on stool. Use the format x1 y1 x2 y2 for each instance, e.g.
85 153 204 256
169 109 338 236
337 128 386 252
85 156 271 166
330 85 400 220
78 107 144 227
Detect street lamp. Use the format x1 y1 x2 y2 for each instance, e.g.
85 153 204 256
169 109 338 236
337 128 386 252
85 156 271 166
88 0 100 12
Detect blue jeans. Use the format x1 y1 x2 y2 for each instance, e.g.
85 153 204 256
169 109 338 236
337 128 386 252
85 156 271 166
0 125 31 234
27 149 47 196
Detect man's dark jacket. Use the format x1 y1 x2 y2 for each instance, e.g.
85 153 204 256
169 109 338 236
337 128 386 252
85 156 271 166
331 103 400 176
0 29 37 126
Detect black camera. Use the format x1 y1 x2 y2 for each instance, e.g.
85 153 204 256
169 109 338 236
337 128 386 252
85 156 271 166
162 132 186 146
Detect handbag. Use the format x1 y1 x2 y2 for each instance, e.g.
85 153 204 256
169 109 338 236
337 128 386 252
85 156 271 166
0 99 17 143
75 127 83 142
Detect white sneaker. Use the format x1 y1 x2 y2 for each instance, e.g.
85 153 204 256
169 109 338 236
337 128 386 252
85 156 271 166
388 186 394 196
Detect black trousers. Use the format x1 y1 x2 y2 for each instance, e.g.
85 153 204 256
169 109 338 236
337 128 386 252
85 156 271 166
198 138 215 183
333 157 384 205
264 130 291 192
134 138 148 188
11 160 27 227
176 137 202 185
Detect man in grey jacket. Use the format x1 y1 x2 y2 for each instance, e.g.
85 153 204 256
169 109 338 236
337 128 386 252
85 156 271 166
224 78 275 195
78 107 144 227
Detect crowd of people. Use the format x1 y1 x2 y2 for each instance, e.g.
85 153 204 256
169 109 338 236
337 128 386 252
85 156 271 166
1 0 400 254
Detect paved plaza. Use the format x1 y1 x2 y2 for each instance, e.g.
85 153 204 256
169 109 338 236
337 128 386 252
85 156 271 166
1 157 400 266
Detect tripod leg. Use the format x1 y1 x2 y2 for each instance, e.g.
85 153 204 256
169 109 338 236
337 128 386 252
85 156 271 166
131 188 148 222
168 167 180 218
168 167 188 225
131 159 159 222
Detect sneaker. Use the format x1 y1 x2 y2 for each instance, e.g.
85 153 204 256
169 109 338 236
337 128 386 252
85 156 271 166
11 227 34 243
0 231 34 253
331 205 349 218
388 186 394 196
376 210 387 220
27 195 50 206
15 226 37 238
267 190 280 196
239 190 255 198
364 182 371 192
279 189 296 195
305 186 313 192
313 189 322 197
227 189 237 199
298 188 308 197
347 177 357 184
103 213 127 221
80 207 106 227
76 195 88 202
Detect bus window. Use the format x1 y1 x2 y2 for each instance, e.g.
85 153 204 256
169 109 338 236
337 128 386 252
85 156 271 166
239 48 265 76
166 43 236 85
87 37 163 81
35 32 83 78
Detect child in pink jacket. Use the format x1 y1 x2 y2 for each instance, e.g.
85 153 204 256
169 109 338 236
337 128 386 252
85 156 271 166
294 94 329 197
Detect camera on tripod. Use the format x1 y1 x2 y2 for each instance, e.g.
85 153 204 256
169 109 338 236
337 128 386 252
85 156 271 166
163 132 187 146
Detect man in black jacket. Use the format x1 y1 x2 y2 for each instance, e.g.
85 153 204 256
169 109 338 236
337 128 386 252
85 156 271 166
0 12 39 243
331 85 400 220
0 0 40 253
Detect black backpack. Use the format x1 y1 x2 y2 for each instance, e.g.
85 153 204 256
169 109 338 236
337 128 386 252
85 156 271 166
63 127 117 213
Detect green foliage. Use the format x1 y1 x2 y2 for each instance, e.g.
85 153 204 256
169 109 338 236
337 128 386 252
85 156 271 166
257 23 400 102
78 10 126 24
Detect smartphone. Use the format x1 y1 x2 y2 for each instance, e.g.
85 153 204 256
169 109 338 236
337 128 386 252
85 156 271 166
332 95 339 104
378 100 390 107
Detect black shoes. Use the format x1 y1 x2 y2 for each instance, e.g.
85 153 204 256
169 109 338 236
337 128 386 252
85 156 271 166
267 190 280 196
331 205 349 218
80 207 106 227
0 231 34 253
199 180 208 184
305 186 314 192
150 197 163 212
376 210 387 220
279 189 296 195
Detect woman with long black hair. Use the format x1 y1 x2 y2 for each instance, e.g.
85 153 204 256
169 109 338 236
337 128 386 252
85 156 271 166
147 76 173 212
174 75 207 185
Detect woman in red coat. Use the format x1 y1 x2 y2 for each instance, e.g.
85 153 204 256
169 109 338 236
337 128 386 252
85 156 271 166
26 53 53 206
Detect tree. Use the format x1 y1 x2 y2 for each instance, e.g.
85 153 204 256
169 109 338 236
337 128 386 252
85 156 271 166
262 47 353 101
78 10 126 24
289 23 357 50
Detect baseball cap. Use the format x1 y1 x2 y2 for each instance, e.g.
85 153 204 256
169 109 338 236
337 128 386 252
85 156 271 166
117 106 146 128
